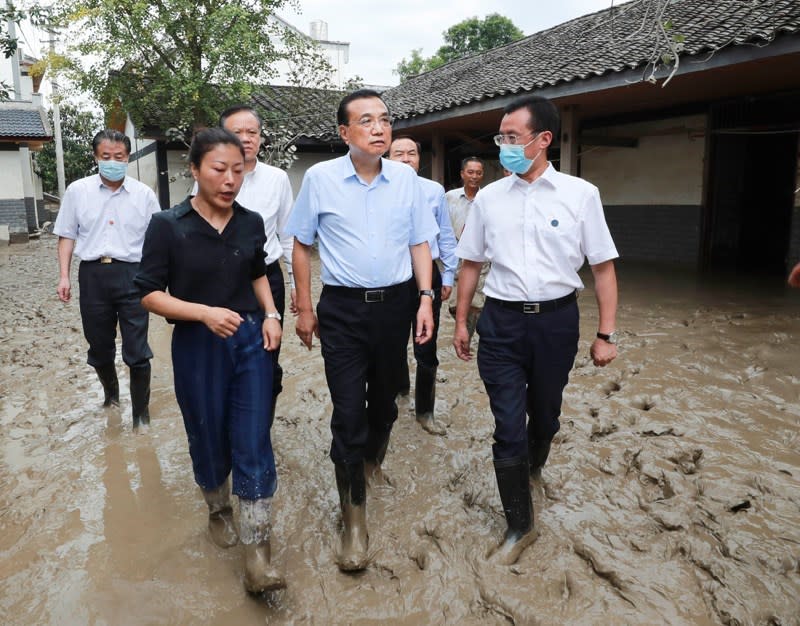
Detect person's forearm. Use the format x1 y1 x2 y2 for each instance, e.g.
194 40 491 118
410 242 432 291
141 290 210 322
252 275 278 313
455 261 481 322
57 237 75 279
591 260 618 333
292 239 314 312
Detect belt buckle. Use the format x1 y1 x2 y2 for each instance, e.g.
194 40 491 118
100 256 113 264
523 302 540 314
364 289 384 303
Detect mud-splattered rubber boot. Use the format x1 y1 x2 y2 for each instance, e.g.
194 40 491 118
334 462 369 572
239 498 286 593
202 479 238 548
489 456 539 565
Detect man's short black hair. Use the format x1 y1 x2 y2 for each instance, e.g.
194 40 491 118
219 105 263 128
336 89 387 126
460 156 484 170
391 135 421 154
92 129 131 155
503 95 560 138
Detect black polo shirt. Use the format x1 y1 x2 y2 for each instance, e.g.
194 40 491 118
134 198 267 319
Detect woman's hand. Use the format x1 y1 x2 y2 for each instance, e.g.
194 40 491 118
202 307 243 338
262 317 282 351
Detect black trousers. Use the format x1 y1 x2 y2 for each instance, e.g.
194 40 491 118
265 260 286 399
476 297 579 460
78 260 152 369
401 262 442 374
317 283 411 464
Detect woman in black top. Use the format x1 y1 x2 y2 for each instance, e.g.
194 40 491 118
135 128 285 594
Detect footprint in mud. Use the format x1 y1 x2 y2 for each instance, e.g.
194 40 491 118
602 380 622 397
632 395 656 411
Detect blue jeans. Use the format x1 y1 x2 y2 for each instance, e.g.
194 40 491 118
171 313 276 499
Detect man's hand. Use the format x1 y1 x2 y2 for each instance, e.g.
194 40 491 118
295 309 319 350
590 338 617 366
441 285 452 301
262 318 282 351
202 307 243 338
453 321 472 361
414 298 434 344
57 277 71 302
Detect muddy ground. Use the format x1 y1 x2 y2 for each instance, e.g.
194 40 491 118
1 234 799 625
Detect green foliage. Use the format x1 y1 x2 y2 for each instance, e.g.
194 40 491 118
33 103 101 194
1 2 47 99
45 0 331 140
394 13 523 82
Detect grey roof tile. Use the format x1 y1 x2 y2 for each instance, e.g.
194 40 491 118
383 0 800 119
0 108 50 139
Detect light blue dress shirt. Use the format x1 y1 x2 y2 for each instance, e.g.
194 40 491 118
286 155 438 288
418 177 458 288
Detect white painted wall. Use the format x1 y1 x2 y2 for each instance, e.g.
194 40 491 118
581 114 706 206
0 152 25 198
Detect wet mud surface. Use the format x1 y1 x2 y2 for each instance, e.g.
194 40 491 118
1 235 799 625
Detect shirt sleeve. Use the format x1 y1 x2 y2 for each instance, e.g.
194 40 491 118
580 186 619 266
53 183 79 240
454 195 488 262
274 172 295 284
409 175 438 246
284 169 318 246
134 213 172 297
434 191 459 286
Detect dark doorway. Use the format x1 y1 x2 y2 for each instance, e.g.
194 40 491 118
704 96 799 274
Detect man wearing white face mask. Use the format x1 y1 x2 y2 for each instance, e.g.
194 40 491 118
453 95 619 566
54 129 160 431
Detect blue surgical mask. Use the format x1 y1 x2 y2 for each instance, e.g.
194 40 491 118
98 159 128 182
499 145 534 175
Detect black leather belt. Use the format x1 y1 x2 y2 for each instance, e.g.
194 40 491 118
487 291 576 314
323 282 407 303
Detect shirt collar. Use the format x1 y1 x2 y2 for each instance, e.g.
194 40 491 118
96 173 129 193
173 197 246 219
508 162 558 191
341 152 390 183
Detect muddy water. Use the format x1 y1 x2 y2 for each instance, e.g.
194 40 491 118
1 236 799 625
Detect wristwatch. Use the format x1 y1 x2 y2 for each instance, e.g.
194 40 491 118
266 312 282 320
419 289 435 299
596 331 617 344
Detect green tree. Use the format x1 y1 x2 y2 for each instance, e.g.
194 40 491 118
1 2 46 99
394 13 523 82
33 103 101 194
45 0 335 139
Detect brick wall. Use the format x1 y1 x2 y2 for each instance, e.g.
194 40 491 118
0 198 28 237
604 205 701 267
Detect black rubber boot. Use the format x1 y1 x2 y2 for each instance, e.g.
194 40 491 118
489 456 538 565
130 363 151 430
334 461 369 572
415 365 445 435
95 364 119 407
528 438 552 480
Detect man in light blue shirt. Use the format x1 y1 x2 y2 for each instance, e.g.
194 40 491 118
389 135 458 436
286 89 438 573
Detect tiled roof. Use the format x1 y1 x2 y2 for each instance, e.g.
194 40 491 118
251 85 345 143
383 0 800 120
0 107 51 139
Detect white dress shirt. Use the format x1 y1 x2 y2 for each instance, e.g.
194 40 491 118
445 186 474 240
53 174 160 262
456 163 618 301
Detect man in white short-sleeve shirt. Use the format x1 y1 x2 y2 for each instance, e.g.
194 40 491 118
453 95 619 566
54 129 160 430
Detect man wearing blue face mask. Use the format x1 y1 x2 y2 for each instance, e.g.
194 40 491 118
54 129 160 431
453 95 619 566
